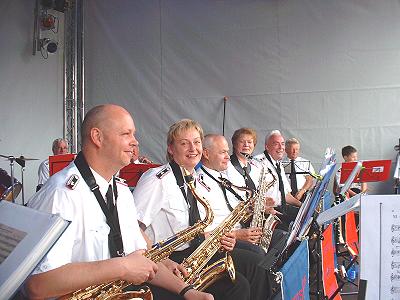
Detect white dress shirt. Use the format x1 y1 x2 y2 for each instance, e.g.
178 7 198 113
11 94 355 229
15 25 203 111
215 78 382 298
134 163 193 251
37 158 49 185
196 166 242 232
282 156 315 191
225 159 262 200
28 162 146 274
253 152 292 206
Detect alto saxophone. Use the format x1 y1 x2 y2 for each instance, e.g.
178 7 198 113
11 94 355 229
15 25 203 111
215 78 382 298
249 166 279 252
63 168 214 300
181 178 255 291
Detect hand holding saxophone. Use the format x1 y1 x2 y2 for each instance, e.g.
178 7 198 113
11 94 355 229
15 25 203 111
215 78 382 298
233 228 262 244
220 231 236 251
120 249 158 283
162 258 189 278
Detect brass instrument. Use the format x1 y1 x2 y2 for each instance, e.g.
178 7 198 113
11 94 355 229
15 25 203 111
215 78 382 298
63 168 214 300
181 179 255 291
249 166 279 252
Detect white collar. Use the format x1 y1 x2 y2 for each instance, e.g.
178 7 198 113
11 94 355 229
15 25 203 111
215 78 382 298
90 167 113 197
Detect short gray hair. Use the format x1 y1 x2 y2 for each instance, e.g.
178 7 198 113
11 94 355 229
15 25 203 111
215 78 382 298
52 138 68 154
265 130 282 145
285 137 300 148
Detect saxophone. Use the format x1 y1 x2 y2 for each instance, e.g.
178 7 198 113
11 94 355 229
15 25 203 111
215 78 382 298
181 178 256 291
63 168 214 300
249 166 279 252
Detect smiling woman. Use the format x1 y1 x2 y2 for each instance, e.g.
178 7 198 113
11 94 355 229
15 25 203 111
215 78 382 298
166 119 204 169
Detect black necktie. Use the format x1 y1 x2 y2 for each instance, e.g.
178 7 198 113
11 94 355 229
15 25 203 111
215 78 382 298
243 165 256 192
187 184 201 226
105 184 120 257
186 183 204 248
275 162 287 211
290 160 298 195
106 184 114 212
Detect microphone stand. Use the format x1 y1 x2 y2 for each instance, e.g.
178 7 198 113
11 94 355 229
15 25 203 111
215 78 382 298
222 96 228 136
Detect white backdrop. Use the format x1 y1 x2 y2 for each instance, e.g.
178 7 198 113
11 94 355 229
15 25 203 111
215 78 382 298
1 0 400 201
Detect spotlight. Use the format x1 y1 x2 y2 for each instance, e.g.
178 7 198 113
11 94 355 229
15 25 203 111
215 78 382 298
40 38 58 58
41 14 56 30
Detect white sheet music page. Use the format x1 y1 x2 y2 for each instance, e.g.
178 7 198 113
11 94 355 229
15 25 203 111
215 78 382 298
360 195 400 300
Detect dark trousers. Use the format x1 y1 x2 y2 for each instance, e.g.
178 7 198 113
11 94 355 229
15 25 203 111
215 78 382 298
235 239 265 255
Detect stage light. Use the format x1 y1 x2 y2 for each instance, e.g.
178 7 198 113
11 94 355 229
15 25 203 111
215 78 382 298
40 38 58 58
41 14 56 30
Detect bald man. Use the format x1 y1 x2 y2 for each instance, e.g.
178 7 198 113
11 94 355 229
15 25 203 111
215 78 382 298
26 105 212 300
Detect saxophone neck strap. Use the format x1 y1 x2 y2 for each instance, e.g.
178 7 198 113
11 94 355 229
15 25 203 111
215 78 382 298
200 166 234 211
74 151 124 257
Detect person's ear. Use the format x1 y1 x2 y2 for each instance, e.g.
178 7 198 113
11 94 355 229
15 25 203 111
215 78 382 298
202 148 210 160
91 127 102 148
167 143 174 158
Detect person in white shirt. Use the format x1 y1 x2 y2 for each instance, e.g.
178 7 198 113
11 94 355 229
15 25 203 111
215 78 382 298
253 130 302 229
225 128 262 201
283 138 315 201
26 105 212 300
134 120 271 300
37 138 69 189
198 134 280 254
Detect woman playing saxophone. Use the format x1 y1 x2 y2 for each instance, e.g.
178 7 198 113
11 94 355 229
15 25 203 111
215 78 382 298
134 121 271 300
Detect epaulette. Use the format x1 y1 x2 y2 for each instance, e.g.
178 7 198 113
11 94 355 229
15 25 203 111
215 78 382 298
197 173 211 192
156 166 171 179
66 174 80 190
115 176 128 186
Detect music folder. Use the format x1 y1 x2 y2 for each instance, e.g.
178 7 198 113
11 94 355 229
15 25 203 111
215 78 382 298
0 201 70 298
339 159 391 184
49 153 76 176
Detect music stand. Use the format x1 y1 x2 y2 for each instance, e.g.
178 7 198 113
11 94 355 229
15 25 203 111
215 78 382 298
119 163 160 187
49 154 76 176
339 160 391 185
260 148 336 272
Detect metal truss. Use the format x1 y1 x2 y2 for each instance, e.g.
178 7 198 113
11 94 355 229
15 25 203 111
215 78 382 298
63 0 84 153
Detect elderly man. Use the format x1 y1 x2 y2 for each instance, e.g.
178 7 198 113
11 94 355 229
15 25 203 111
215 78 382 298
254 130 302 229
198 134 281 255
283 138 315 201
37 138 69 188
26 105 212 300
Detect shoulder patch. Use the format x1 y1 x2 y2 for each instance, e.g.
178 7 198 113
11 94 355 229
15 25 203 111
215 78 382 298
197 174 211 192
66 174 80 190
156 166 171 179
115 176 128 186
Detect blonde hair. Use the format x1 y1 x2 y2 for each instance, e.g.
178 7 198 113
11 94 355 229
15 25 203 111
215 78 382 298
166 119 204 161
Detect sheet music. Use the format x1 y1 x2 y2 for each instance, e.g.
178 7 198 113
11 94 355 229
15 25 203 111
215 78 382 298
0 201 69 299
0 224 26 264
360 195 400 300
